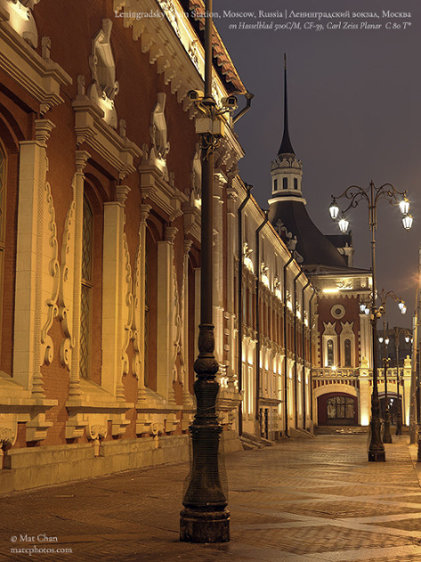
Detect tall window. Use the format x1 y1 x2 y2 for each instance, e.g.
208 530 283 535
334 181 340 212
327 339 334 366
294 178 298 190
344 338 352 367
282 177 288 190
273 178 278 191
80 195 93 379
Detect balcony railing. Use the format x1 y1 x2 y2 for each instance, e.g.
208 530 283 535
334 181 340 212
313 367 358 379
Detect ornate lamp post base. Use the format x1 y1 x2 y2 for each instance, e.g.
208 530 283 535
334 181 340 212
368 417 385 462
395 414 402 436
383 411 392 443
180 509 230 543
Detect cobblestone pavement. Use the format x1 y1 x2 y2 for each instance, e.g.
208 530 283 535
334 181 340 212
2 433 421 561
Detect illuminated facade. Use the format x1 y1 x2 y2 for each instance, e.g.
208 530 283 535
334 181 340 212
0 0 314 492
267 60 412 430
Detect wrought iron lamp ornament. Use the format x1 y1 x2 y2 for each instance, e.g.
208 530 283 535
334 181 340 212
329 181 413 462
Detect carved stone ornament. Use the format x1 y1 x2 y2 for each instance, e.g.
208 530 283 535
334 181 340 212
121 234 133 379
1 0 39 47
323 322 337 337
0 414 17 448
191 143 201 205
151 93 170 159
87 414 108 440
157 0 180 37
88 19 119 128
58 198 76 369
40 182 60 366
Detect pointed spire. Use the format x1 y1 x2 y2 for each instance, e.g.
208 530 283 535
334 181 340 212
278 53 295 156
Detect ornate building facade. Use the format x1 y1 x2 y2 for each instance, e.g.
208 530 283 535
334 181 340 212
0 0 314 493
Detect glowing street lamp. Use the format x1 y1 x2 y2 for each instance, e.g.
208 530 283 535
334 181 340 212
329 199 340 220
328 181 413 462
338 216 349 234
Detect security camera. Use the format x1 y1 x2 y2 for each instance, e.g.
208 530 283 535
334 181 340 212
222 95 238 110
188 90 204 101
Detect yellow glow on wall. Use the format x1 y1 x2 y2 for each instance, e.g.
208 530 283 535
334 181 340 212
360 405 370 426
323 287 340 294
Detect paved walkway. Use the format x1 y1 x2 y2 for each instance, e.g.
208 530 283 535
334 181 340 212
1 433 421 561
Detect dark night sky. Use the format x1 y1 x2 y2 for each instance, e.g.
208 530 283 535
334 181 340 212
213 0 420 329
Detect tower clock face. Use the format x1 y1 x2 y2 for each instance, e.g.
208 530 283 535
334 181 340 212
331 304 345 320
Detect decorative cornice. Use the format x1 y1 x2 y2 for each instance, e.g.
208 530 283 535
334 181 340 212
73 84 142 179
0 4 71 113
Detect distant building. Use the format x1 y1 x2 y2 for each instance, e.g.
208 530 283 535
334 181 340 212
266 59 411 428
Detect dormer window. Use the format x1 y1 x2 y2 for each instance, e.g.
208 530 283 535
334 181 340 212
282 177 288 190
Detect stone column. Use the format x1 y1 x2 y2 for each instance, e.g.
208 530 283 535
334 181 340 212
226 187 237 392
359 311 372 369
13 119 55 395
156 225 177 402
136 204 152 404
182 239 194 407
102 185 130 399
68 150 90 399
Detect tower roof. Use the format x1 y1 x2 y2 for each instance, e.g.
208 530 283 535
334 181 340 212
278 54 295 156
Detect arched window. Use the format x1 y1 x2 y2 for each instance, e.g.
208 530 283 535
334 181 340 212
80 194 93 379
294 178 298 190
273 178 278 191
344 338 352 367
282 177 288 190
327 339 334 366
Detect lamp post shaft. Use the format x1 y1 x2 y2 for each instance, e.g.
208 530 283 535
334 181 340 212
368 182 385 461
180 0 230 542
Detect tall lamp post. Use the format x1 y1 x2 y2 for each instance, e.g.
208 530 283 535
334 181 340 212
329 181 413 461
180 0 252 543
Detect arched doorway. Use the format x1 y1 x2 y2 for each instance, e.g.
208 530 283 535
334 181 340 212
379 394 402 425
318 392 358 425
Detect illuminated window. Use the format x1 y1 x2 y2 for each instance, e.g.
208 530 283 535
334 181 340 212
80 195 93 379
344 339 352 367
327 339 334 366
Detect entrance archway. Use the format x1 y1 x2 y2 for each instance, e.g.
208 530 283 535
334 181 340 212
317 392 358 425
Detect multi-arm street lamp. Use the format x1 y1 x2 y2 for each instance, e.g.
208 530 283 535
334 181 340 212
329 181 413 462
